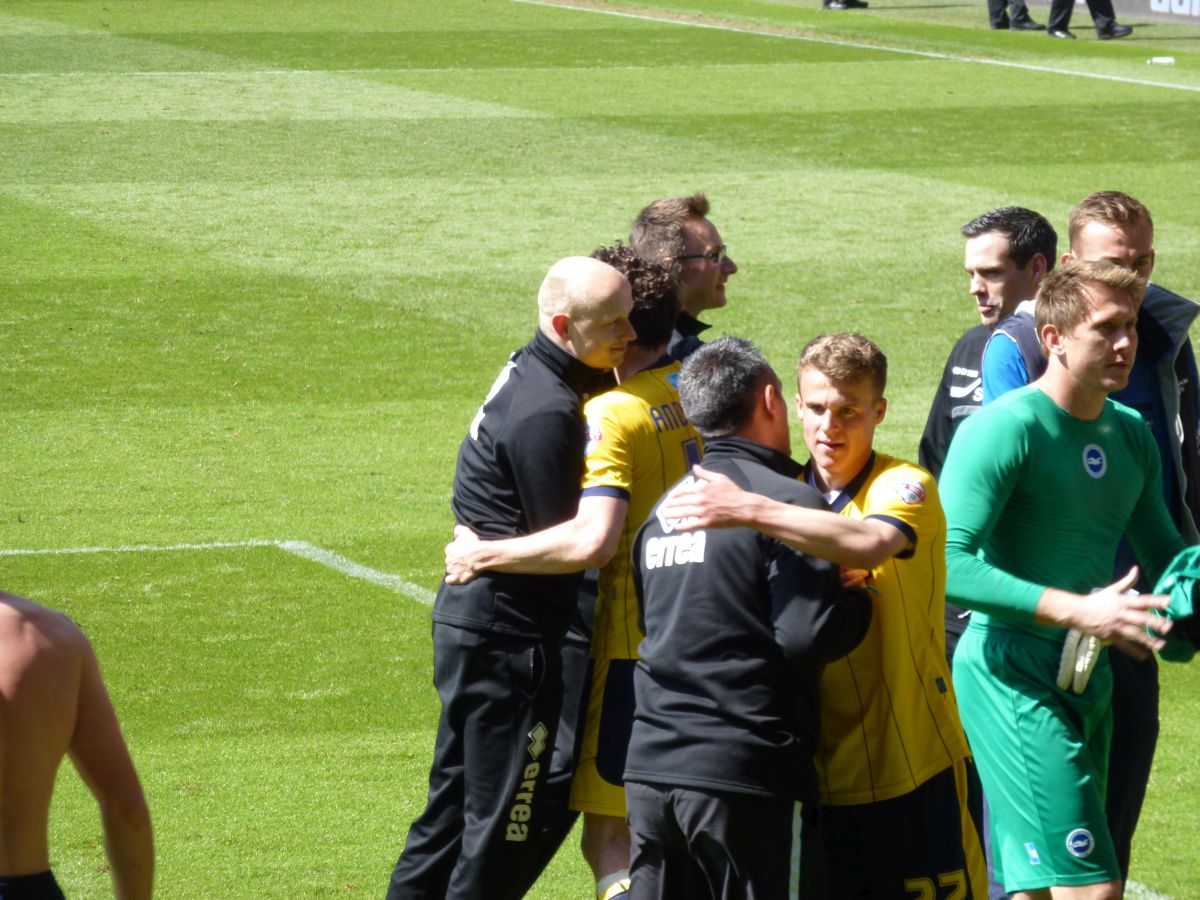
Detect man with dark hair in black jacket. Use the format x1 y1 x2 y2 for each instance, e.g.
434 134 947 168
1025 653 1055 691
386 256 634 900
624 336 872 900
920 205 1055 671
920 206 1056 483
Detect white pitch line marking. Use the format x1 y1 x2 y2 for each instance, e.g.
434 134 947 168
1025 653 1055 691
0 539 436 606
276 540 435 605
0 539 278 556
512 0 1200 94
1127 880 1172 900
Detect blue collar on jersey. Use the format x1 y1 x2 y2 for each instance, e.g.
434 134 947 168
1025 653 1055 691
804 451 876 513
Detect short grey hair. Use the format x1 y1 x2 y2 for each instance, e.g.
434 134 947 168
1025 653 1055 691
679 336 775 439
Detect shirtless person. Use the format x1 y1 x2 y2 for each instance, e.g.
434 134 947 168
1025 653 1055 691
0 592 153 900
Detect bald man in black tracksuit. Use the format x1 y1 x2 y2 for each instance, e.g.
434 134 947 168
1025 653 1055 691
387 257 632 900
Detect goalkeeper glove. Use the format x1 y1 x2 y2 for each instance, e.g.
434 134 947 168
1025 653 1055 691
1056 628 1107 694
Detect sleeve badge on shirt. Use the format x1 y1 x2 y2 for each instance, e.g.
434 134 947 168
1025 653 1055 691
585 423 603 456
892 479 926 505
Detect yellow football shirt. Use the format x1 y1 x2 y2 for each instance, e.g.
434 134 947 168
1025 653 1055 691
810 452 972 805
581 359 701 660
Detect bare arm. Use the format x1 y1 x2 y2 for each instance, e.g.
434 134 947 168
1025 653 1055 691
69 641 153 900
1034 566 1172 659
660 466 910 570
445 494 628 584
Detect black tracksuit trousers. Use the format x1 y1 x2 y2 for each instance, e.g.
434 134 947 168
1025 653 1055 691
387 623 569 900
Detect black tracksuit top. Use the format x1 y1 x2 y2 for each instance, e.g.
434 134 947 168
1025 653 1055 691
432 329 612 639
625 437 873 801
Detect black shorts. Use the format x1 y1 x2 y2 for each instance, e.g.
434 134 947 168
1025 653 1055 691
821 759 987 899
0 871 66 900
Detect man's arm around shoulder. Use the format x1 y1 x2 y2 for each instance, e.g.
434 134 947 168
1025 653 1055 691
659 465 911 570
445 494 628 583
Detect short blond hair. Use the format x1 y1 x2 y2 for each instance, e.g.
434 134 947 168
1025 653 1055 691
797 332 887 397
1035 259 1145 337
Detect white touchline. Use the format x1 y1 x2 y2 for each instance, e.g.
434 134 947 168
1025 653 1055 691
0 540 279 555
276 540 436 605
0 539 436 606
511 0 1200 94
1125 881 1172 900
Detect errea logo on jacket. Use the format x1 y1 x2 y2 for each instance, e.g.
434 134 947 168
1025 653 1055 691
644 531 707 570
645 477 708 569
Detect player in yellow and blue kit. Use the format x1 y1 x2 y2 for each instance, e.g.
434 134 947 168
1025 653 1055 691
572 354 701 818
662 332 987 898
442 244 697 900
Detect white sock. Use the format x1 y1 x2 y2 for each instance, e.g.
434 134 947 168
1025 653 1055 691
596 869 631 900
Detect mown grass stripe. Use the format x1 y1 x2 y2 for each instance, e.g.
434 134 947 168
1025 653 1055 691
512 0 1200 93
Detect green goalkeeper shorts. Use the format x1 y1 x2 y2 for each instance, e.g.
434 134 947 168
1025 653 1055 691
952 621 1120 892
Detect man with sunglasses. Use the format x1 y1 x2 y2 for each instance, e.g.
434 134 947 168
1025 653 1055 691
631 193 738 361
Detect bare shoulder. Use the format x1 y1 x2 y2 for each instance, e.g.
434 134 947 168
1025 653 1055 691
0 592 88 664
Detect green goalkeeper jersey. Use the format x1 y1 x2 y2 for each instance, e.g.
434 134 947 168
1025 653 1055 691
941 386 1185 641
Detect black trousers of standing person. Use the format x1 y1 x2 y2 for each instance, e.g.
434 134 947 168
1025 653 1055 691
986 0 1034 28
1107 650 1160 881
387 622 569 900
627 781 827 900
1047 0 1115 32
515 578 597 889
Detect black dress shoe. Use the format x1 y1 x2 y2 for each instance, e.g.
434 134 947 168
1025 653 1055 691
992 20 1010 29
1012 17 1045 29
1098 22 1133 38
823 0 868 9
1048 27 1076 38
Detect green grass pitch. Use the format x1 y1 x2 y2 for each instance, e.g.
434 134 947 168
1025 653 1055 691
2 0 1199 896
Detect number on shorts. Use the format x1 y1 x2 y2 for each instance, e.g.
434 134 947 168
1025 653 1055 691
903 870 966 900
